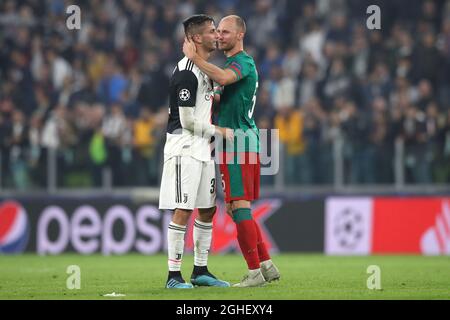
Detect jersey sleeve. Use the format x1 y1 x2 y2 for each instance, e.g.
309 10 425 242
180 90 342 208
176 70 198 107
226 56 252 81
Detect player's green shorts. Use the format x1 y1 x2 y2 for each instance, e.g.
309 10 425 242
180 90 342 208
219 152 260 203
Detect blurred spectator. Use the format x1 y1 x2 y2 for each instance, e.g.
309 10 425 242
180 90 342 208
0 97 14 188
302 97 330 184
403 105 431 183
327 12 351 44
132 107 158 186
435 109 450 182
1 0 450 189
247 0 279 48
275 105 305 185
370 97 394 183
97 57 128 107
136 51 169 114
413 31 442 86
416 79 435 111
282 46 302 79
300 18 326 66
297 61 320 106
41 104 77 186
45 48 72 91
321 58 351 108
259 43 283 80
27 113 44 187
361 62 392 109
339 99 374 184
102 103 129 186
350 30 370 79
10 109 30 189
271 67 297 111
254 87 275 125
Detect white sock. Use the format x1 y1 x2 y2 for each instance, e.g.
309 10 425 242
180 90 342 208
167 221 186 272
193 219 213 267
249 268 261 275
260 259 273 268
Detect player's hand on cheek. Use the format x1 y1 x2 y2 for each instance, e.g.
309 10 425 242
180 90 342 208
183 37 196 60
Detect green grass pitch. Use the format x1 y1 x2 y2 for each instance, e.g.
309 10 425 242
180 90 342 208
0 254 449 299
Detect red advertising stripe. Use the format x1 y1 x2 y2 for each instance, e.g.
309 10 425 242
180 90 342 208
372 198 447 254
0 203 18 243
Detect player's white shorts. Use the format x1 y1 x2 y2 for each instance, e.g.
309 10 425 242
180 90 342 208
159 156 216 210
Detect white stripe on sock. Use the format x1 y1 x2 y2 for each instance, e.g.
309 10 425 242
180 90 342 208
193 219 213 267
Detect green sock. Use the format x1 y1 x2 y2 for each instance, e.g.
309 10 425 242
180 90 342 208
232 208 252 223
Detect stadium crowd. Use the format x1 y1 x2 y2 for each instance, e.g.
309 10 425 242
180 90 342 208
1 0 450 189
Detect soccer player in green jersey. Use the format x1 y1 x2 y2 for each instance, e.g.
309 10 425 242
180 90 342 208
183 15 280 287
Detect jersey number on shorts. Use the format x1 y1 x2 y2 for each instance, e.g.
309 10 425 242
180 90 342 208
210 178 216 194
220 173 226 192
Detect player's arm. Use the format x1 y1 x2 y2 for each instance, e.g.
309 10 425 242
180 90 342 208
179 108 231 140
176 70 232 140
183 39 238 86
190 57 237 86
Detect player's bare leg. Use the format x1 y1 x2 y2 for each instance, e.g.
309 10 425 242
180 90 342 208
225 202 233 218
190 207 230 287
166 208 193 289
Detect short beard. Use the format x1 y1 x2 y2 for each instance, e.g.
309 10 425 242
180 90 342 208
219 43 233 51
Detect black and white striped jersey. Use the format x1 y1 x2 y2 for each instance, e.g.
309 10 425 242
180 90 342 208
164 56 214 162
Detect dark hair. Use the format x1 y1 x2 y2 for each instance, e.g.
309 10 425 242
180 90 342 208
182 14 214 37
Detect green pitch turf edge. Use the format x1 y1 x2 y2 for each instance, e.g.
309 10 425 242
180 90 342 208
0 254 449 300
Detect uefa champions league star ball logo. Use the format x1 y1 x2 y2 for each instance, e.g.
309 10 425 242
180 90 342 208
333 207 364 249
0 201 30 254
179 89 190 101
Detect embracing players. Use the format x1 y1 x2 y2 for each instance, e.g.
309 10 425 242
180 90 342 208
183 15 280 287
